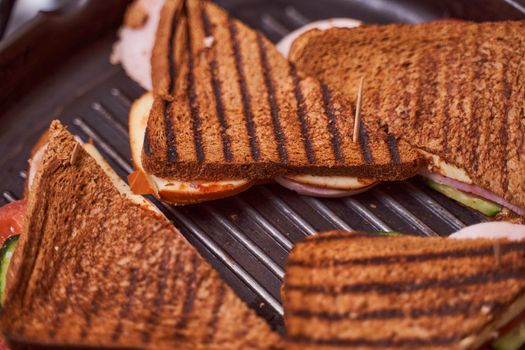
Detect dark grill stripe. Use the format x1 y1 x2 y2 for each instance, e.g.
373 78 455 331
290 65 315 164
470 37 483 172
186 19 205 162
164 102 178 162
142 245 172 343
441 84 452 156
288 334 460 347
143 126 152 156
257 32 288 163
48 283 73 338
501 25 512 193
201 7 233 162
166 5 179 96
203 283 227 344
164 8 180 162
164 243 185 332
234 308 255 339
387 133 401 164
320 84 344 163
286 268 525 295
288 300 504 321
440 36 457 157
175 254 201 332
359 121 374 164
112 267 139 342
49 239 91 338
81 287 103 339
411 41 431 133
80 259 111 339
288 241 525 268
302 232 383 244
228 17 260 161
31 199 78 310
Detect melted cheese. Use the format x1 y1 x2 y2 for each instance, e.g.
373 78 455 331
419 149 473 184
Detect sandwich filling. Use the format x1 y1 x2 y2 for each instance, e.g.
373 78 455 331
129 93 253 205
275 18 380 198
276 175 376 197
452 224 525 349
468 294 525 350
131 93 379 202
419 151 525 216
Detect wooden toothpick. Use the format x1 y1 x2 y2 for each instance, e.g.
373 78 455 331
353 77 364 144
70 143 80 166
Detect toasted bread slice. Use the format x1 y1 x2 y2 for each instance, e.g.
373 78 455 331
283 231 525 350
142 0 422 181
1 121 283 350
289 21 525 211
129 92 253 205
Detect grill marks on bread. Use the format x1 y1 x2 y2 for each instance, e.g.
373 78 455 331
320 84 345 163
288 240 525 268
201 3 233 162
289 300 505 322
290 65 316 164
257 32 289 163
283 231 525 350
228 15 261 161
0 121 284 350
153 0 183 162
144 0 422 180
289 21 525 209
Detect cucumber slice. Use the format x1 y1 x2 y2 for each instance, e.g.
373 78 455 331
492 320 525 350
426 180 501 217
0 235 19 307
378 231 402 236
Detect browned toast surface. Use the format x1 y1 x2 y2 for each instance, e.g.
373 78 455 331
283 231 525 350
143 0 422 181
289 21 525 209
1 121 283 350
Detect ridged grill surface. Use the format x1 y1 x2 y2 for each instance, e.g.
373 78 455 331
1 0 513 331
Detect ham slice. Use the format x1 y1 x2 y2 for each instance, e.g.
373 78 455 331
420 170 525 216
111 0 164 90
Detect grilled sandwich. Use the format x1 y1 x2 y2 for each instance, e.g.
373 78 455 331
283 230 525 350
128 0 423 204
0 121 284 350
288 21 525 217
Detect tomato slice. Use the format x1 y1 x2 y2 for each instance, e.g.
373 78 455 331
0 200 23 350
0 200 25 246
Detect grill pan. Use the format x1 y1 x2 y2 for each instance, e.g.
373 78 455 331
1 0 524 333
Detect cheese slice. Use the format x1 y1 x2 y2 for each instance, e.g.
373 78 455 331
286 174 376 190
418 149 473 184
